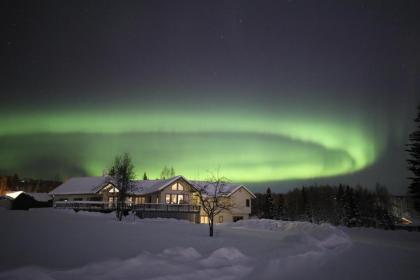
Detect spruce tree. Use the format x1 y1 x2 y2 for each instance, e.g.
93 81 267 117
143 172 148 180
263 187 274 219
343 186 359 227
407 104 420 212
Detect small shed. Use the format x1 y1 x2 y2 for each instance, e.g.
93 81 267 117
6 191 52 210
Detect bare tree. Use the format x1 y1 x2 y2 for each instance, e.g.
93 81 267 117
109 153 135 221
160 165 175 179
192 175 234 237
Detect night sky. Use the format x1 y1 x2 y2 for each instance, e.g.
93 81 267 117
1 1 419 193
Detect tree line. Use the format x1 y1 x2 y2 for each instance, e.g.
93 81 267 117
252 184 396 229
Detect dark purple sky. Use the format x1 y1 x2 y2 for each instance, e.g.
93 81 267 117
1 1 419 193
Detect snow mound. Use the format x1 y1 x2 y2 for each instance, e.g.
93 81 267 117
200 247 249 267
0 247 252 280
161 247 202 260
225 219 351 251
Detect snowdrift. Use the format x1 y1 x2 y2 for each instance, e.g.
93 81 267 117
224 219 351 251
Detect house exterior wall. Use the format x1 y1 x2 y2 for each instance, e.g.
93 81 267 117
159 179 196 205
200 187 253 224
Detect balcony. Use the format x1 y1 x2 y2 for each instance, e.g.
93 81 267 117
54 201 200 213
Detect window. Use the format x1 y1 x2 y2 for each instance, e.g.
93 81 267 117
165 194 185 204
246 199 250 207
200 215 209 224
171 182 184 191
218 215 224 223
233 216 243 222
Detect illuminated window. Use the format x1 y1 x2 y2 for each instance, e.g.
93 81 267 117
218 215 224 223
165 194 171 204
171 182 184 191
178 194 184 204
200 215 209 224
171 194 177 204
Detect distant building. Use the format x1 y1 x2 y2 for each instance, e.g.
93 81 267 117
391 195 420 225
4 191 52 210
49 175 255 224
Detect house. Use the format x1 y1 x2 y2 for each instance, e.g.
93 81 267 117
391 195 420 225
4 191 52 210
49 175 255 224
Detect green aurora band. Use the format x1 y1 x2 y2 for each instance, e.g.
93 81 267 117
0 106 384 182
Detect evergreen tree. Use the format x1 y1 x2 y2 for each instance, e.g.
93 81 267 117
374 184 395 229
143 172 148 180
334 184 345 225
263 187 274 219
301 187 313 222
407 104 420 212
274 193 285 220
343 186 360 227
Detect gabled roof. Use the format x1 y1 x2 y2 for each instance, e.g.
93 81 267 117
49 176 113 195
130 175 190 195
48 175 255 198
6 191 52 202
190 181 256 198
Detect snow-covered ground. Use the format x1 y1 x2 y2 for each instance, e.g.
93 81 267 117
0 209 419 280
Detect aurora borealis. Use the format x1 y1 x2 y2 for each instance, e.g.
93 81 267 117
0 104 384 182
1 1 419 192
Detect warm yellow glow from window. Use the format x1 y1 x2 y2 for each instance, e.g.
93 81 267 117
200 215 209 224
171 183 183 191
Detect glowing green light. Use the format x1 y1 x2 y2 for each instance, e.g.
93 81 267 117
0 105 384 182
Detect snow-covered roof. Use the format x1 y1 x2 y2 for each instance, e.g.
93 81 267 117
190 181 256 198
49 177 113 195
48 175 255 198
5 191 52 202
5 191 23 199
27 192 52 202
130 176 188 195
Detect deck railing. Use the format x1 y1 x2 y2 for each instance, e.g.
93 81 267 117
132 203 200 212
54 201 200 212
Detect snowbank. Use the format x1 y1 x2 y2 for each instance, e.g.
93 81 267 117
223 219 351 251
0 247 252 280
